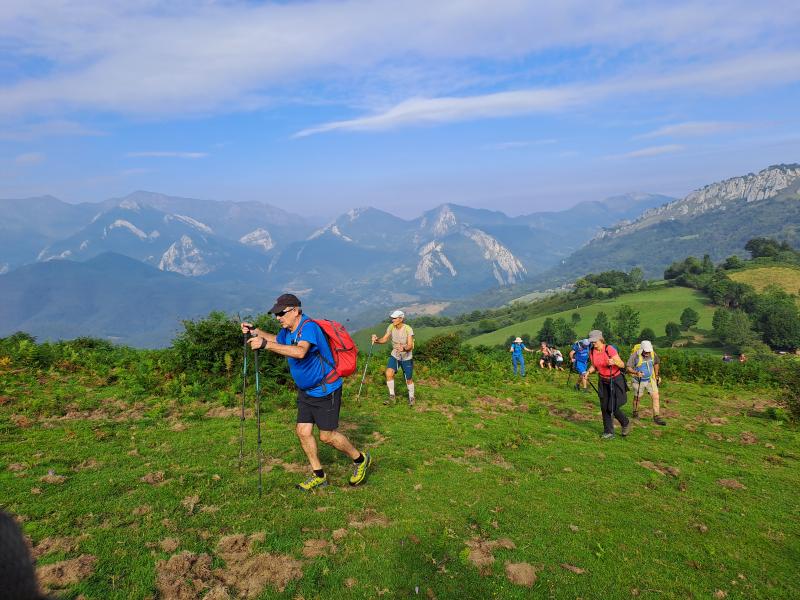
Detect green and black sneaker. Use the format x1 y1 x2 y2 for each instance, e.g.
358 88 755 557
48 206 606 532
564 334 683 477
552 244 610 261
296 473 328 492
349 452 372 486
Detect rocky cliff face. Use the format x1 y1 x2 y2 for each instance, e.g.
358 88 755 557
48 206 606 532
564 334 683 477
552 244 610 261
597 164 800 239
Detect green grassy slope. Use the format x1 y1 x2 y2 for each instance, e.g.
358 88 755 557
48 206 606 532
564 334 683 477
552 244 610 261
469 285 714 347
729 265 800 299
1 359 798 599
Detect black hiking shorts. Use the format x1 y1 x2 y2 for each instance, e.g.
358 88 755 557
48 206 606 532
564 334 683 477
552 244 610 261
296 386 342 431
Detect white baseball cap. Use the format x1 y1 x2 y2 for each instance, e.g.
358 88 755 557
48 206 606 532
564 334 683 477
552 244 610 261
640 340 654 353
390 310 405 319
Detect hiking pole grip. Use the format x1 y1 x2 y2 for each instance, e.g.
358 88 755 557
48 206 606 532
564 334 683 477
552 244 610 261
356 341 375 402
254 348 263 498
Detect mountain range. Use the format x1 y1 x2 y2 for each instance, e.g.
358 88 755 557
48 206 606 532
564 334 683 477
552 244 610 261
1 163 798 346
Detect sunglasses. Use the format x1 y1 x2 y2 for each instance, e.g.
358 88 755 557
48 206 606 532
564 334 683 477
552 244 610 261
275 307 295 317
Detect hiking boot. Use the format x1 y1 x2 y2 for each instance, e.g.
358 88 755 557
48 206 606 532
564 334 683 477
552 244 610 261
349 451 372 486
632 410 639 418
653 415 667 426
296 473 328 492
384 394 396 406
621 423 632 437
601 432 615 440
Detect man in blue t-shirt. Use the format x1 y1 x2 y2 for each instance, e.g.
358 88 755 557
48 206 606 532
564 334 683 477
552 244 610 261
242 293 371 492
569 339 591 392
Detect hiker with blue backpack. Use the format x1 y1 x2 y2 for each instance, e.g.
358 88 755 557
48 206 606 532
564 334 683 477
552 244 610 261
241 293 371 492
581 329 631 440
509 337 534 376
569 338 591 392
626 340 666 426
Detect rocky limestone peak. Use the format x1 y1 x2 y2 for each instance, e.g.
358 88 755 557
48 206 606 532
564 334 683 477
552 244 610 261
463 227 527 285
239 228 275 251
158 235 211 276
415 241 458 286
597 163 800 240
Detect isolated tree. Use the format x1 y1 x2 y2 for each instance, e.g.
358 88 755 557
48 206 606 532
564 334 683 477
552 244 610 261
591 312 613 341
613 305 640 345
553 317 576 346
752 286 800 350
712 308 759 351
665 322 682 344
571 312 582 326
639 327 656 341
680 307 700 331
723 255 744 270
537 318 557 345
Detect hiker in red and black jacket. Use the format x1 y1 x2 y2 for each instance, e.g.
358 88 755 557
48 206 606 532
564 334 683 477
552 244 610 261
581 329 631 440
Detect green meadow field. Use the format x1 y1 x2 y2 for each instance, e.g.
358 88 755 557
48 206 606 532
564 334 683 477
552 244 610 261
2 350 799 599
729 266 800 304
469 285 714 347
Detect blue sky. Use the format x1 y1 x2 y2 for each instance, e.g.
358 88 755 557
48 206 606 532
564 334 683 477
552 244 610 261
1 0 800 219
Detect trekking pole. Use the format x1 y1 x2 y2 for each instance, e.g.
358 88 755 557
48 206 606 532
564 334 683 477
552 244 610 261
565 362 574 388
239 329 248 470
356 341 375 402
254 347 263 497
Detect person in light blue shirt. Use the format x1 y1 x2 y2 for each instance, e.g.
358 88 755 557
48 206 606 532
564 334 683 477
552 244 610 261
509 337 533 376
570 339 591 392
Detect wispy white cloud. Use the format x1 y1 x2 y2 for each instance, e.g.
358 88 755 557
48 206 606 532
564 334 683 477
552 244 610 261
126 151 208 159
610 144 685 159
14 152 46 165
295 51 800 136
635 121 747 139
0 1 798 119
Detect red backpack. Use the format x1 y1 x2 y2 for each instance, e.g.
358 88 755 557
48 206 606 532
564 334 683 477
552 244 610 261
297 318 359 382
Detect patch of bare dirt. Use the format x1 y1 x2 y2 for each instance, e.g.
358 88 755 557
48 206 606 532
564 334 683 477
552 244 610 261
348 509 391 529
474 395 517 412
160 538 180 553
638 461 680 477
37 555 97 589
11 414 33 428
132 505 152 516
302 539 335 558
338 421 359 432
561 563 587 574
212 533 303 597
72 458 101 471
370 431 387 446
32 536 83 559
717 479 746 490
205 406 253 418
505 562 536 586
40 471 67 484
170 421 189 432
547 404 594 423
266 458 307 474
7 462 27 472
740 432 758 445
156 552 215 600
708 417 728 426
203 586 232 600
141 471 168 485
332 528 348 541
464 538 516 575
182 495 200 515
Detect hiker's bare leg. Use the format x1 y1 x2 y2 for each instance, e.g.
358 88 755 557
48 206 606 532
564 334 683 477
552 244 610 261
651 391 661 415
296 423 322 470
385 368 396 397
319 429 360 460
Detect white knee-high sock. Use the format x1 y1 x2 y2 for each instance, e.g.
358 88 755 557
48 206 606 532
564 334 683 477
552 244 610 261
387 380 395 395
407 383 415 399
